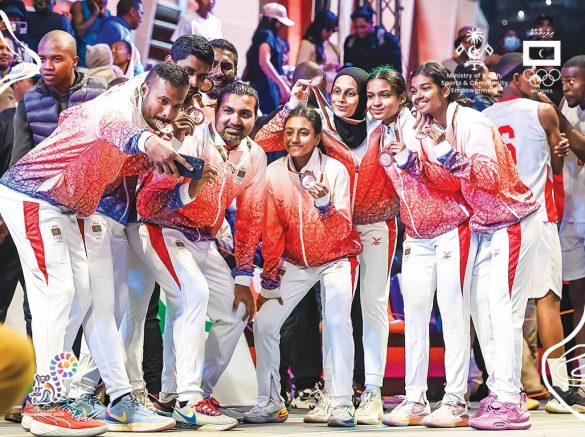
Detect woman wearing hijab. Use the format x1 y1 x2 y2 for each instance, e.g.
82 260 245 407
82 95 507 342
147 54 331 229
255 67 398 426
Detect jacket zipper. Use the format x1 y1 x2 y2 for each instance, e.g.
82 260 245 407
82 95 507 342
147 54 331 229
298 190 309 267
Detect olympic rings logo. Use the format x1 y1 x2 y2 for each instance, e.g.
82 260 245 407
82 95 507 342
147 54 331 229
523 68 561 88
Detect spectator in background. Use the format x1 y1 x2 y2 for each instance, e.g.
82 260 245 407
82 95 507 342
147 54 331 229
442 26 478 74
528 13 555 40
94 0 143 47
0 35 15 78
488 70 503 99
0 0 27 27
24 0 75 52
343 5 401 73
207 38 237 100
70 0 110 67
84 43 123 82
486 28 522 70
171 0 222 42
244 2 294 114
10 30 106 165
111 39 138 78
297 10 340 94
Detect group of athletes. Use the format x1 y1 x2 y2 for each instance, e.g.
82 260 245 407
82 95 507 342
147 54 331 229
2 27 585 436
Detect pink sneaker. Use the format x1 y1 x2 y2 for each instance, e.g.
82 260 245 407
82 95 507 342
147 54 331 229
469 395 531 431
471 392 496 419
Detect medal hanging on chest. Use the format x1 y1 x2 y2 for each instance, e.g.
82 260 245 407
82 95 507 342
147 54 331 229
378 124 401 168
299 171 317 190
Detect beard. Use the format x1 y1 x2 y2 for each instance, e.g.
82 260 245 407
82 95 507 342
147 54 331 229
142 98 172 133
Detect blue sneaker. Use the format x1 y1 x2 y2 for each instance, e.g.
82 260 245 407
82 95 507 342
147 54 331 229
105 393 176 432
70 394 106 420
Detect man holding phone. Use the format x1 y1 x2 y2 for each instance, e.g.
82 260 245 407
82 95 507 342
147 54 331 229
131 82 266 430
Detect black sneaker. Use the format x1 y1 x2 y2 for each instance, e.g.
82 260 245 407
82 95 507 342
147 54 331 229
544 386 585 414
291 383 321 409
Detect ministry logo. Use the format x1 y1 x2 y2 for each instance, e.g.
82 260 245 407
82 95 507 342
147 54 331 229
455 28 494 71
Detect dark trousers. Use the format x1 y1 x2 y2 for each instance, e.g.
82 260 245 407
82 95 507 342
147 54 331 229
0 235 31 337
143 284 163 394
351 282 365 388
279 283 323 393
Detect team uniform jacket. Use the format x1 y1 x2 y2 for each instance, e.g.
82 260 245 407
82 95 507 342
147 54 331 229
0 84 156 217
434 102 539 233
136 123 267 285
383 108 471 239
261 148 362 296
254 103 399 225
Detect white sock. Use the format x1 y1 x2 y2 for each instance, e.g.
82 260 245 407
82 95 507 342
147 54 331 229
547 358 570 391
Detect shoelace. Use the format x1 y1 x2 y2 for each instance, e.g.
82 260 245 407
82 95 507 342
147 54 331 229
208 397 222 409
57 401 90 421
81 395 102 408
195 399 221 416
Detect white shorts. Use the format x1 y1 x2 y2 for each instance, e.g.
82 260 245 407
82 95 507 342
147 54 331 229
559 221 585 281
530 221 562 299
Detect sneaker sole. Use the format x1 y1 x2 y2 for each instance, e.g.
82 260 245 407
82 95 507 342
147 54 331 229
22 415 33 431
423 417 469 428
244 414 288 424
197 421 239 431
327 419 356 427
545 404 585 414
356 414 383 425
382 417 425 427
106 419 176 432
469 419 531 430
30 421 108 436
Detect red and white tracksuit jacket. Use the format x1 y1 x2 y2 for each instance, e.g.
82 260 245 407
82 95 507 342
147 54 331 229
0 84 156 216
384 109 471 238
435 102 539 233
254 105 398 224
261 148 362 296
137 123 267 283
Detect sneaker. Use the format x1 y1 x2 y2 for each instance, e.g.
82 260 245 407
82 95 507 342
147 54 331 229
70 394 106 420
5 406 23 424
290 383 321 409
545 386 585 414
132 388 156 410
152 392 177 417
172 399 239 431
471 392 496 418
208 397 245 421
303 389 331 423
30 401 108 436
382 398 431 426
105 393 176 432
243 399 288 424
327 404 356 427
422 394 469 428
526 397 540 411
355 389 383 425
22 401 38 431
468 395 531 430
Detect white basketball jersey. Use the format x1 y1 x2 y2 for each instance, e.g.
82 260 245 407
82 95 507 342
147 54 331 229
560 100 585 223
483 96 557 222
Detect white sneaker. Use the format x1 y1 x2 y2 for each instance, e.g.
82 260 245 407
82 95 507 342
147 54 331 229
290 383 321 409
303 390 331 423
133 388 155 411
382 398 431 427
243 399 288 424
327 404 356 427
423 394 469 428
355 389 383 424
173 399 239 431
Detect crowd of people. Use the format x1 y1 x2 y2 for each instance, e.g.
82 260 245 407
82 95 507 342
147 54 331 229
0 1 584 436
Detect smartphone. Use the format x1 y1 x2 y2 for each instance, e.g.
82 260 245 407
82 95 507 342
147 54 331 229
175 154 204 179
10 21 27 35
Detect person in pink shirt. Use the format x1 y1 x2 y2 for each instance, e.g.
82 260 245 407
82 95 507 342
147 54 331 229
410 61 541 431
366 67 474 428
244 107 361 427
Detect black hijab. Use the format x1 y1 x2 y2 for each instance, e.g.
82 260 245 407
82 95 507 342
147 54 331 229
332 67 368 149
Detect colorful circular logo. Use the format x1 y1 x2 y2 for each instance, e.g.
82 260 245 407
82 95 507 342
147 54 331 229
50 352 79 379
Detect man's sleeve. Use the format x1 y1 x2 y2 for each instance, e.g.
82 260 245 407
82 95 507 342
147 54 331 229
94 21 120 46
383 32 402 73
343 36 353 67
10 101 34 166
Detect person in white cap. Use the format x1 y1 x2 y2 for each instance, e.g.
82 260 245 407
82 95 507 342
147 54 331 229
244 2 294 114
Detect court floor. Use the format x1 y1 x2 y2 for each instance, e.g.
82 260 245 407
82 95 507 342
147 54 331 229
2 407 584 437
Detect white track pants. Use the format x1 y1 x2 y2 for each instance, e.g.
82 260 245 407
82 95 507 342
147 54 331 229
470 212 541 404
355 219 397 387
69 213 132 400
0 186 131 401
254 258 358 407
129 224 247 402
401 225 474 402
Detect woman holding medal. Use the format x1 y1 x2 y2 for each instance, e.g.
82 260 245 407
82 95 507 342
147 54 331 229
244 107 361 427
409 61 541 431
366 66 474 428
255 67 398 425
